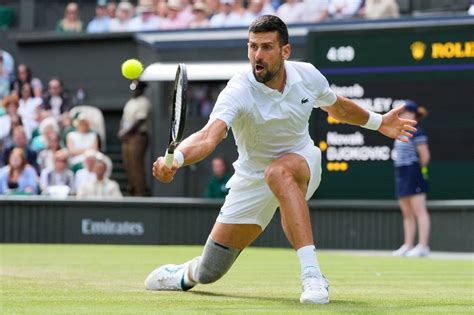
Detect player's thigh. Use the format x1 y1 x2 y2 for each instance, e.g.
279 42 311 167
265 153 310 193
210 222 262 250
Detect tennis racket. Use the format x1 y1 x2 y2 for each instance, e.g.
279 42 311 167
164 63 188 168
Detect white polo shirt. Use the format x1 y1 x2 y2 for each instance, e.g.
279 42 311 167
210 61 337 179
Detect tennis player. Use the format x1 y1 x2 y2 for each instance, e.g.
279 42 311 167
146 15 417 304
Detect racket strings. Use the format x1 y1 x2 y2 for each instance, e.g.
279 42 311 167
170 64 187 142
171 72 183 140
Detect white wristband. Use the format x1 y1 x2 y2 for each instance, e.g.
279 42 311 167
174 150 185 168
164 149 185 168
361 111 383 130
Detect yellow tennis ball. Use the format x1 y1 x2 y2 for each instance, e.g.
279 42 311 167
121 59 143 80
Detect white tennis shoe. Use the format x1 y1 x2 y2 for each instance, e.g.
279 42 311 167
300 269 329 304
392 244 413 256
144 257 199 291
406 244 430 257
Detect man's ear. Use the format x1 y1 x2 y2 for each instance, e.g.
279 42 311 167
282 44 291 60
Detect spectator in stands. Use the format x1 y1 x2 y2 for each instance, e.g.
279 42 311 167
262 0 277 14
208 0 243 27
469 0 474 15
0 98 8 157
37 130 62 171
56 2 84 33
118 81 150 196
0 96 13 166
0 147 38 195
77 153 122 198
41 78 71 129
364 0 399 19
178 0 195 24
128 0 161 31
189 2 210 28
0 94 21 155
66 113 99 172
107 1 118 18
11 64 43 98
328 0 363 19
161 0 190 29
206 0 220 18
39 149 74 195
86 1 111 33
30 117 60 153
2 126 39 174
302 0 328 23
74 149 97 194
0 49 14 85
276 0 306 25
18 81 42 141
392 101 431 257
0 54 11 99
155 0 169 18
242 0 274 26
109 1 134 32
204 155 231 198
232 0 246 17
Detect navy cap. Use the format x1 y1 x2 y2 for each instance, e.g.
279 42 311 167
403 100 418 112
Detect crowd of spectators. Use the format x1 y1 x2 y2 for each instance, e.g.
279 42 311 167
55 0 402 34
0 61 122 198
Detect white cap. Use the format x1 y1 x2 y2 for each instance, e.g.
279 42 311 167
118 1 133 11
167 0 182 10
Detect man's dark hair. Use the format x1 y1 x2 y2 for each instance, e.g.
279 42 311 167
249 15 289 47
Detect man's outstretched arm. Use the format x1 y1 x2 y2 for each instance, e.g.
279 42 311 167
152 119 228 183
321 95 417 142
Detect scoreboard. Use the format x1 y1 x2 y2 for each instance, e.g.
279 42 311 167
307 23 474 199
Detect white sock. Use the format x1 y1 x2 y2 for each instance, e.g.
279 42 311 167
183 259 198 287
297 245 322 277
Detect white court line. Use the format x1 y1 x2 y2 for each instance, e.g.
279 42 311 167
323 250 474 261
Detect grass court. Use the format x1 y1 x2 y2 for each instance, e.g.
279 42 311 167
1 244 472 314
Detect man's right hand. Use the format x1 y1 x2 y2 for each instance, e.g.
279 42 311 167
152 156 178 183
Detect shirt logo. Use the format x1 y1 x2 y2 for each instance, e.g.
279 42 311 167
301 97 309 104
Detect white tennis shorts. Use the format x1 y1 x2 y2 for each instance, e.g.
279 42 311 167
216 145 322 229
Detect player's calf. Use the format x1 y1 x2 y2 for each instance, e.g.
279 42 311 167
189 237 241 284
144 238 240 291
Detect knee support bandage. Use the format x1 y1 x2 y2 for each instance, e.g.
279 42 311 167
190 238 240 284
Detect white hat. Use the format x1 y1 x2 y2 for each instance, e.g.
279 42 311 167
95 152 113 178
167 0 182 10
39 116 59 135
137 0 154 13
118 1 133 12
192 2 208 12
73 112 91 128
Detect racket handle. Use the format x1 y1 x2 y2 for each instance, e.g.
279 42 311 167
164 151 174 168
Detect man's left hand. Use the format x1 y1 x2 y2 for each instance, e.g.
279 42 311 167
379 105 417 143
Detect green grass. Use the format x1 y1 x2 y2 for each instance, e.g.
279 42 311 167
1 244 473 314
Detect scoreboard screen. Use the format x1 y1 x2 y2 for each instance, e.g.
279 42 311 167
307 24 474 200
